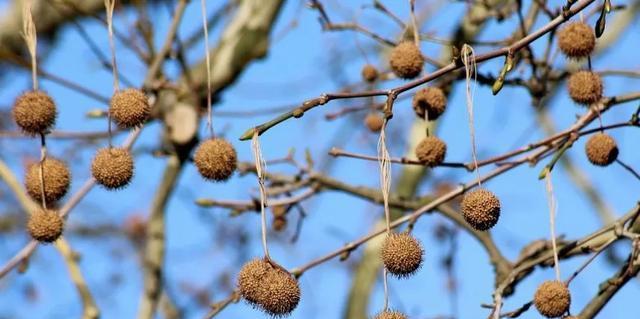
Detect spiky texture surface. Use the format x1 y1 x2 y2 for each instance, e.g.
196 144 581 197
361 64 379 83
25 158 71 204
461 188 501 231
194 138 237 181
412 87 447 120
568 71 603 106
381 233 423 278
27 209 64 243
585 133 618 166
372 310 408 319
415 136 447 167
389 42 424 79
109 88 150 128
558 21 595 59
364 113 384 132
237 258 301 316
533 280 571 318
91 147 134 189
12 91 57 135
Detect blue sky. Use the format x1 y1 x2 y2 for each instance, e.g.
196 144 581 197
0 0 639 318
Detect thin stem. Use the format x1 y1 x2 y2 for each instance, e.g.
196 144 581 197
382 268 389 311
144 0 188 87
409 0 419 46
565 237 616 284
545 173 561 281
378 121 392 234
22 0 37 91
252 133 270 260
200 0 214 138
38 133 47 209
104 0 117 148
461 44 481 186
616 159 640 181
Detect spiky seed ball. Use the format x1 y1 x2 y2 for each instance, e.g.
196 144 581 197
585 133 618 166
568 71 603 105
364 113 384 132
238 259 271 306
534 280 571 318
389 42 424 79
194 138 237 181
461 188 501 231
237 258 301 316
362 64 379 83
91 147 134 189
558 21 595 59
373 310 408 319
381 233 423 278
25 158 71 204
27 209 64 243
415 136 447 167
412 87 447 120
109 88 150 128
12 91 57 135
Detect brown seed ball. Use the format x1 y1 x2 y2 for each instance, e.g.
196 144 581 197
364 113 384 132
558 21 595 59
585 133 618 166
25 158 71 204
91 147 134 189
193 138 237 182
534 280 571 318
412 87 447 120
461 188 501 231
373 310 408 319
109 88 150 128
389 42 424 79
568 71 603 105
237 258 301 316
415 136 447 167
12 91 57 135
27 209 64 243
362 64 379 83
381 233 423 278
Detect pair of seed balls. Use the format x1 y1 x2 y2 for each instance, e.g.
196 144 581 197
92 89 148 188
558 21 604 106
534 280 572 318
237 258 301 316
